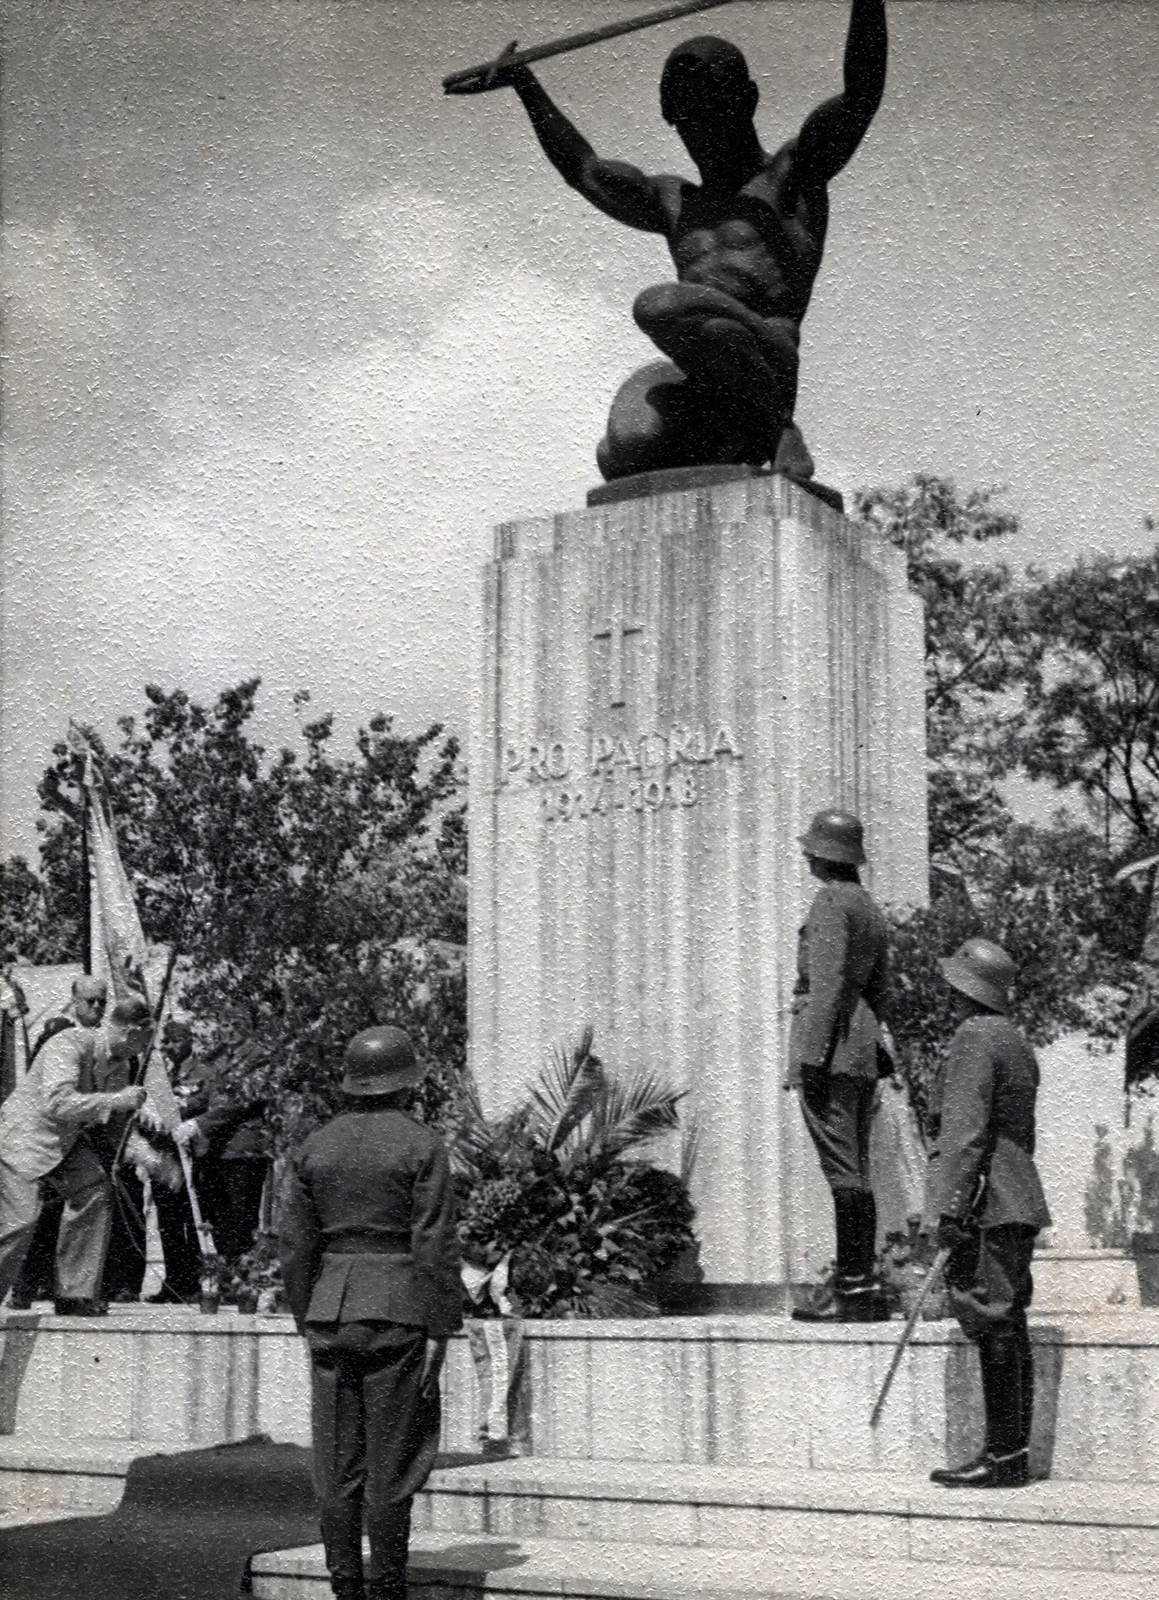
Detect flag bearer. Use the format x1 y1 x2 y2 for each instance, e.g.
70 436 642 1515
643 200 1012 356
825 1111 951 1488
928 938 1051 1488
0 997 150 1315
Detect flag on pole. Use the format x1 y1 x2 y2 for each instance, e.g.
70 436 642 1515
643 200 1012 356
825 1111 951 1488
68 722 181 1130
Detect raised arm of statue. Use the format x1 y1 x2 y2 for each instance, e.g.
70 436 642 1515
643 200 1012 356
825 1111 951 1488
794 0 887 185
507 64 668 234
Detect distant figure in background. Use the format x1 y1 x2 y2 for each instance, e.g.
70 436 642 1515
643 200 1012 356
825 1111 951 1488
280 1027 462 1600
145 1021 207 1303
10 975 109 1308
788 809 891 1323
0 997 150 1315
928 939 1052 1489
171 1018 271 1278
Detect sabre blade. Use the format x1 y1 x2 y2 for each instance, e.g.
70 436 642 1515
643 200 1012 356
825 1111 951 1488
869 1246 951 1430
443 0 741 94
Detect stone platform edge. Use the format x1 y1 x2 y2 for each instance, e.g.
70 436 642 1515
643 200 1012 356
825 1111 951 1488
6 1304 1159 1343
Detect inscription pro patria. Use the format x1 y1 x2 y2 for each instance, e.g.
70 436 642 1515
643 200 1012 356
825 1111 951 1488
500 724 743 819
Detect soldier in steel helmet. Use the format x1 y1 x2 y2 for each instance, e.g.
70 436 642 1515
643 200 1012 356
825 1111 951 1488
279 1027 462 1600
927 938 1051 1489
789 809 891 1322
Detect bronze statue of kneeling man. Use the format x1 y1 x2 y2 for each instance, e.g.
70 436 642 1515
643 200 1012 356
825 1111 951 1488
472 1 887 483
927 939 1051 1489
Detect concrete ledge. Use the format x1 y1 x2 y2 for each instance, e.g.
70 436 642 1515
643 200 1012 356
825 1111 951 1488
0 1436 178 1518
414 1458 1159 1574
249 1530 1159 1600
7 1308 1159 1481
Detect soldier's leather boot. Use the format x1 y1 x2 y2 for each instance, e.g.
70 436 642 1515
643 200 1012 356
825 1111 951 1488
931 1449 1028 1489
53 1296 109 1317
366 1582 406 1600
933 1323 1028 1487
792 1192 888 1322
930 1449 987 1486
792 1274 889 1323
1016 1313 1035 1468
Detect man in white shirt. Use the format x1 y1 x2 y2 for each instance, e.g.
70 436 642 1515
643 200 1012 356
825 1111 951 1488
0 997 150 1315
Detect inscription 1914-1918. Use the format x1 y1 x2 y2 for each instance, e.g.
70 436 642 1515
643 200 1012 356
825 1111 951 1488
499 723 743 822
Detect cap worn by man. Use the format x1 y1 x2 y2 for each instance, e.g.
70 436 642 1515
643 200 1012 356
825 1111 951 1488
341 1026 425 1097
940 937 1016 1015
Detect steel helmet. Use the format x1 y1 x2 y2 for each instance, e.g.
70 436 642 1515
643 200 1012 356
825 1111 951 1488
341 1026 423 1096
799 809 866 866
939 938 1016 1015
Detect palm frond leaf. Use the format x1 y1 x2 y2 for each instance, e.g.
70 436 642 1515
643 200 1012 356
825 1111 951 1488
525 1024 606 1152
582 1279 660 1318
679 1114 702 1188
584 1065 685 1164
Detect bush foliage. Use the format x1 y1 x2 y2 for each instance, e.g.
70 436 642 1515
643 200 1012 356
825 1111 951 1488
445 1028 697 1318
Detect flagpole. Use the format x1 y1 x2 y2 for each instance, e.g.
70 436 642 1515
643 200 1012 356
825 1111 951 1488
80 782 92 975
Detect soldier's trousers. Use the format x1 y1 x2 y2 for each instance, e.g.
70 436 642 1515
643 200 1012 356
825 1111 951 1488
797 1070 874 1192
0 1143 112 1304
945 1222 1037 1341
307 1320 440 1599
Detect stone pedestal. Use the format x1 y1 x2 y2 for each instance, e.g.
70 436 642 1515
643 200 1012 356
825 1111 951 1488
468 474 926 1286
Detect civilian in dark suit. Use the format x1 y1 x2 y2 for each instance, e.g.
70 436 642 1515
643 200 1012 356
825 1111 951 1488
279 1026 462 1600
172 1035 271 1272
788 809 891 1322
926 938 1052 1489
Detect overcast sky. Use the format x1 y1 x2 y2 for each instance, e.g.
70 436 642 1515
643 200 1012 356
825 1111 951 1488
3 0 1158 862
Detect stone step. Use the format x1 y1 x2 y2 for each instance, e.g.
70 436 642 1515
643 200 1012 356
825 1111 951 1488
413 1457 1159 1575
0 1436 178 1518
7 1307 1159 1482
9 1438 1157 1580
249 1530 1159 1600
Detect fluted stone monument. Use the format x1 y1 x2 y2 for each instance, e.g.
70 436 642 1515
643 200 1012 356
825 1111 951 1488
469 470 927 1295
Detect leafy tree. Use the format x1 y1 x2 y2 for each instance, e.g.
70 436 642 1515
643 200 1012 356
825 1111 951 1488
32 680 467 1141
854 480 1159 1110
1000 547 1159 848
888 818 1144 1132
1 856 75 966
856 475 1025 869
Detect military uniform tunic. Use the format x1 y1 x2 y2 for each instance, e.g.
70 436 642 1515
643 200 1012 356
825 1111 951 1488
279 1103 461 1600
926 1013 1051 1339
788 880 889 1193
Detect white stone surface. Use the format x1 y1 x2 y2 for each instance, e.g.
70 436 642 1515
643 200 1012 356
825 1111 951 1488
249 1527 1159 1600
9 1308 1159 1489
1035 1033 1132 1252
468 476 927 1285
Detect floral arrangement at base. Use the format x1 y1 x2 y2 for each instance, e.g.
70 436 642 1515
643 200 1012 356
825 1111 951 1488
228 1232 287 1314
877 1217 951 1320
446 1026 698 1319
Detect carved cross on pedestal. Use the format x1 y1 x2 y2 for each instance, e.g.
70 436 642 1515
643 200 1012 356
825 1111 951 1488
593 555 643 710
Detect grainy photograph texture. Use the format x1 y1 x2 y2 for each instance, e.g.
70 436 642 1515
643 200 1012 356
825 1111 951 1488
2 2 1159 1598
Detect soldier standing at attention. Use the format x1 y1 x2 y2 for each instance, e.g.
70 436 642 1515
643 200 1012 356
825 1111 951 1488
279 1027 462 1600
789 810 890 1322
927 939 1051 1488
